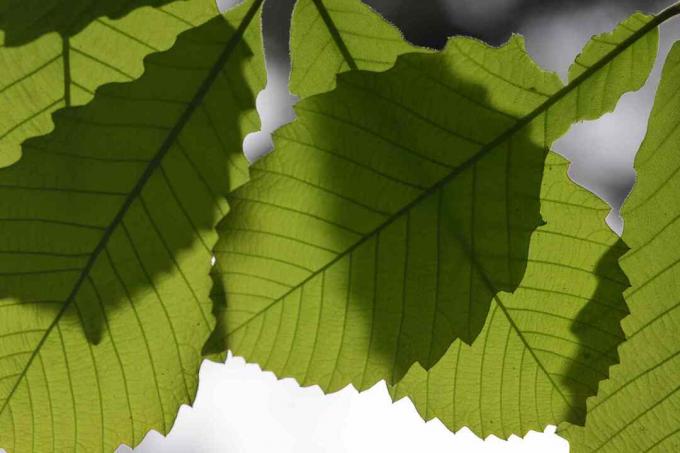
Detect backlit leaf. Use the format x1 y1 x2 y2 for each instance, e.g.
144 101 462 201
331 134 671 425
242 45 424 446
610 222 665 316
289 0 424 98
391 152 629 438
0 1 265 451
0 0 217 168
562 38 680 453
210 12 658 394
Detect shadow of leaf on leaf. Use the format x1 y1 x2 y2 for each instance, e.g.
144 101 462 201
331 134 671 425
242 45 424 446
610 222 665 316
0 14 258 348
0 0 177 46
562 237 630 425
208 37 553 389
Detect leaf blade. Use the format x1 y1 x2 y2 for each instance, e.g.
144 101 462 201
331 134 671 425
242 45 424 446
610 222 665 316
562 38 680 453
0 1 266 451
212 10 659 401
0 0 218 168
289 0 425 98
391 152 630 438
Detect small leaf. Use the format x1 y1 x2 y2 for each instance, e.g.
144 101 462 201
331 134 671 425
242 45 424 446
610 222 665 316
211 12 658 394
289 0 425 98
568 13 658 119
0 0 265 451
561 38 680 453
0 0 217 168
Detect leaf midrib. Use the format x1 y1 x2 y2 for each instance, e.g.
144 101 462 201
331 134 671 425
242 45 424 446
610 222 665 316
227 2 680 337
0 0 264 418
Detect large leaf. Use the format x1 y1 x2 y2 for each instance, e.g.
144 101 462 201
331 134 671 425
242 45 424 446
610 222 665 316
391 151 630 438
0 0 217 168
0 0 265 451
562 38 680 453
210 12 658 392
289 0 424 98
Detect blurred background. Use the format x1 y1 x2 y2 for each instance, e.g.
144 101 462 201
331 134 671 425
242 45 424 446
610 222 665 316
119 0 680 451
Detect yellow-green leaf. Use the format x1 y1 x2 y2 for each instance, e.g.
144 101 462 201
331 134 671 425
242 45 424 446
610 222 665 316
0 0 217 168
388 12 669 437
210 11 659 398
0 0 178 45
0 1 265 451
562 37 680 453
289 0 425 98
391 152 629 438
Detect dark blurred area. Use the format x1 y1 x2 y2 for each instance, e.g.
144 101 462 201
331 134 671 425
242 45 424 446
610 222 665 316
367 0 674 48
260 0 674 53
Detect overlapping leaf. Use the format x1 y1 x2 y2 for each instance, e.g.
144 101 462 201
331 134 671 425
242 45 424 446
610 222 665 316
0 0 217 168
562 38 680 453
0 0 265 451
391 151 630 438
210 12 658 396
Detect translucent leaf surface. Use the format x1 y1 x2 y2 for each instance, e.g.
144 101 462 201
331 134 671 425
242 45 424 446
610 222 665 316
0 0 178 45
210 12 658 395
0 1 265 451
0 0 217 168
391 152 629 438
289 0 425 97
562 37 680 453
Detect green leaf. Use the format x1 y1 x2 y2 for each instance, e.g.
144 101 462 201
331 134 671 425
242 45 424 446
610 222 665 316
289 0 425 98
391 152 630 438
561 38 680 453
0 0 175 45
567 11 659 121
388 12 675 436
210 12 658 393
0 0 217 168
0 0 265 451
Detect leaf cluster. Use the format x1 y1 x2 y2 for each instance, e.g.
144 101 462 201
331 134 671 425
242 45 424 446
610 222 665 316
0 0 679 451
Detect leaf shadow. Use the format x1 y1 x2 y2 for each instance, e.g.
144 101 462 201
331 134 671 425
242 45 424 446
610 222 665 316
0 15 257 348
0 0 177 46
561 237 630 425
340 54 547 382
